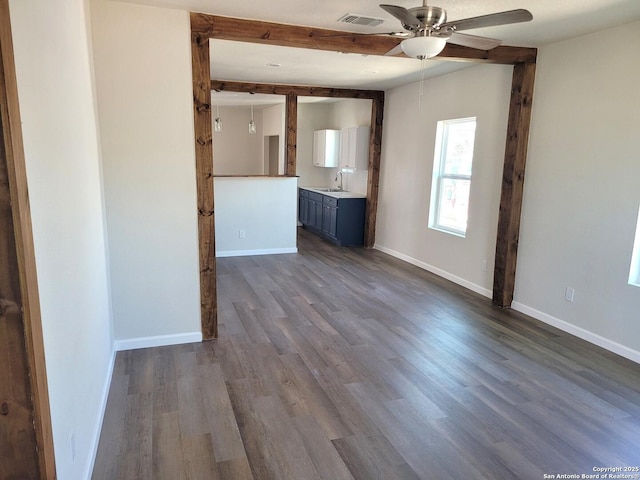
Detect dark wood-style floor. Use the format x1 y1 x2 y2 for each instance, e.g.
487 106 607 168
92 228 640 480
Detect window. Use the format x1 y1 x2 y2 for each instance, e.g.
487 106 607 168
429 117 477 237
629 205 640 287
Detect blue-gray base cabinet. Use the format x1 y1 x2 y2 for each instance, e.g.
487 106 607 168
298 188 366 247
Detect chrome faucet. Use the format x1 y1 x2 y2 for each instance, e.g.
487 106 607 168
335 171 343 191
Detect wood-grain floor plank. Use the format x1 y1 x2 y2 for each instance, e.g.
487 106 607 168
175 351 210 437
225 379 290 480
332 434 421 480
216 458 254 480
119 392 153 480
293 414 355 480
198 363 247 463
152 346 178 415
152 412 186 480
182 433 219 480
91 372 129 480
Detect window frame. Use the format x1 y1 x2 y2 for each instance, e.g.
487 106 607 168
629 205 640 288
429 117 477 237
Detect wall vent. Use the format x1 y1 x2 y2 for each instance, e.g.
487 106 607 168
337 14 385 27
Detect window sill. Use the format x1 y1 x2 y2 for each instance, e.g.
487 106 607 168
429 225 466 238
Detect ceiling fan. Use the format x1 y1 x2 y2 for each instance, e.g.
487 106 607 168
377 1 533 59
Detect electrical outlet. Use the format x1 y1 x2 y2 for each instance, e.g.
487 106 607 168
565 286 575 303
70 432 76 462
238 229 245 239
481 259 487 272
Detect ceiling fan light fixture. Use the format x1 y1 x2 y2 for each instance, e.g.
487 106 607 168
401 35 447 59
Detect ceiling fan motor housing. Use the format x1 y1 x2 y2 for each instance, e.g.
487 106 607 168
407 6 447 30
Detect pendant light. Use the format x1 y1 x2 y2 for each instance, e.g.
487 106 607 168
214 103 222 133
248 101 256 134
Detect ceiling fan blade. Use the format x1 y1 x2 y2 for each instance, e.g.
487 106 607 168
384 43 405 56
380 4 425 30
447 32 502 50
442 9 532 32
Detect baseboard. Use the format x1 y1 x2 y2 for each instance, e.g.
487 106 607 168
374 244 492 298
114 331 203 352
216 247 298 258
84 346 116 480
512 302 640 365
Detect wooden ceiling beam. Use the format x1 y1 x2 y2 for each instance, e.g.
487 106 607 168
439 44 536 64
210 80 384 101
192 13 536 65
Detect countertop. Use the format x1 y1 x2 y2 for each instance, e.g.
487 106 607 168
300 186 367 199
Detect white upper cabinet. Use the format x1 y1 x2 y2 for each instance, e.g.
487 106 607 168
313 129 340 167
339 126 369 170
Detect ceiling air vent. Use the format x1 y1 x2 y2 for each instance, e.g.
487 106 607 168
337 13 385 27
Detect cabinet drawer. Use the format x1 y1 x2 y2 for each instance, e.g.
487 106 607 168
308 192 323 203
323 196 338 208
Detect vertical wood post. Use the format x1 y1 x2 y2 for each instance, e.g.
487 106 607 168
0 1 55 476
285 93 297 176
190 29 217 339
493 62 536 307
364 94 384 248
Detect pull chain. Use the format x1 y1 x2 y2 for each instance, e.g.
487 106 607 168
419 57 426 110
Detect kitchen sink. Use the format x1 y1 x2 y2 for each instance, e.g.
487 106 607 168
315 188 344 192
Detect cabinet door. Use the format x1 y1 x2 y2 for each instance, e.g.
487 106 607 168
312 130 324 167
308 192 324 228
308 198 317 226
298 190 309 224
328 205 338 238
322 196 339 239
313 130 340 167
321 204 330 233
307 198 321 229
313 200 324 229
341 127 359 169
354 126 370 170
340 127 369 170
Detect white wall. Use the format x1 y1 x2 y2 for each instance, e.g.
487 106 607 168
296 102 331 187
90 0 201 344
376 64 512 296
9 0 114 478
514 20 640 360
213 105 264 175
214 177 298 256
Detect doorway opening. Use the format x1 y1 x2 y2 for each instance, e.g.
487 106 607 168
265 135 280 175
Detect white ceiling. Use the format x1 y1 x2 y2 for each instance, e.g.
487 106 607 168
114 0 640 97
